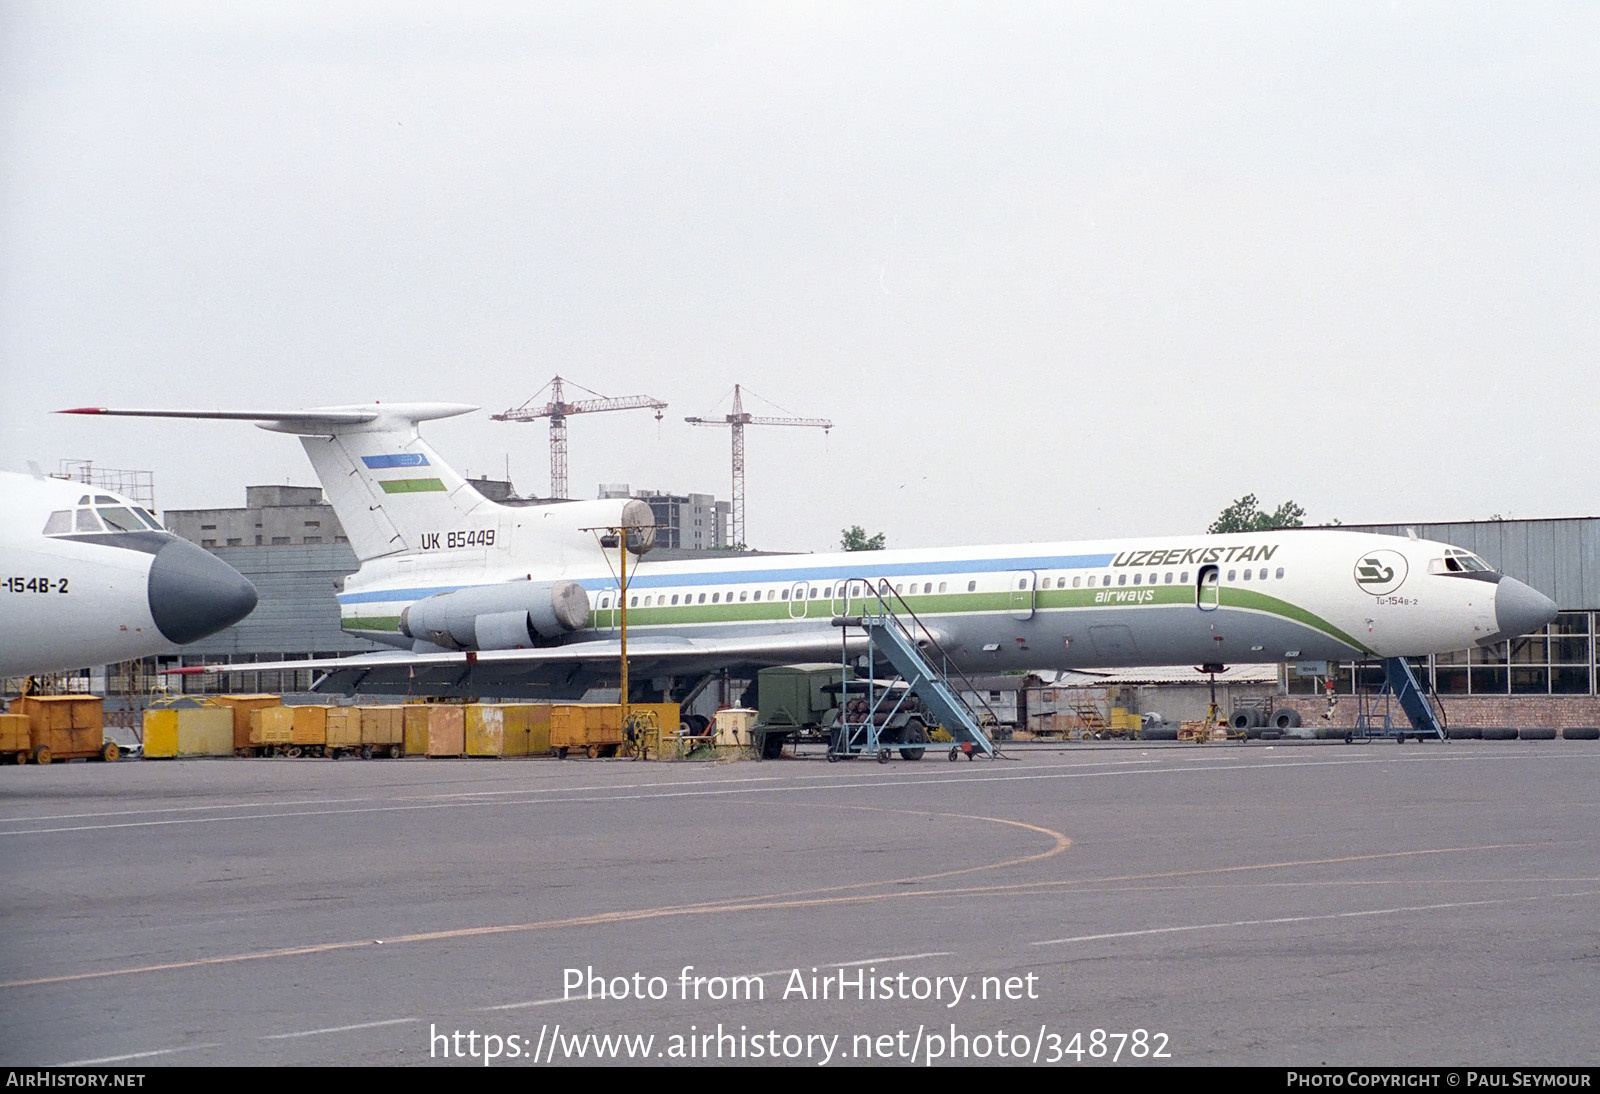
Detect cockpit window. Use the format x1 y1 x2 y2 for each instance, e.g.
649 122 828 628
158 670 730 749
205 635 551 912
97 506 145 532
1434 549 1495 575
94 495 117 505
74 509 104 532
134 507 163 530
42 510 71 535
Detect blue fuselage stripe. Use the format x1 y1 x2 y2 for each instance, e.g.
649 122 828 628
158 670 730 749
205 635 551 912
336 552 1118 605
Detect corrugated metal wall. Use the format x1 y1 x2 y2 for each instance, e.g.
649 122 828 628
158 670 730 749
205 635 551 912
177 544 381 656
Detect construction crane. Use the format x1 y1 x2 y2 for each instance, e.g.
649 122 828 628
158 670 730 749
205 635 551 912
685 384 831 549
491 376 667 500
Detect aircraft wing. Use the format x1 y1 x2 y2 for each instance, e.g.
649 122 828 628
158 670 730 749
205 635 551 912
175 631 875 695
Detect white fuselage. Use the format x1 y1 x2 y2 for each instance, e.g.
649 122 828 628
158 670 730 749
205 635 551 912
338 523 1511 671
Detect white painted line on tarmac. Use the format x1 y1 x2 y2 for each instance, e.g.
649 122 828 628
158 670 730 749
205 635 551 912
59 1042 224 1065
0 798 372 824
835 951 952 967
260 1016 420 1040
1030 888 1600 948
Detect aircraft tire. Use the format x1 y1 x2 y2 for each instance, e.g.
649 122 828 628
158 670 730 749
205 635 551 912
1447 726 1482 739
1270 708 1302 730
1517 727 1557 741
1562 726 1599 740
1140 727 1178 741
1260 729 1282 741
1482 726 1517 741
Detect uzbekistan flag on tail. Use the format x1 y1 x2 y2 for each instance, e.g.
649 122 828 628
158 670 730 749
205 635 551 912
362 453 447 492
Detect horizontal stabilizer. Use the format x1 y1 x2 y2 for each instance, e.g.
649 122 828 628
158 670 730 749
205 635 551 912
58 403 475 436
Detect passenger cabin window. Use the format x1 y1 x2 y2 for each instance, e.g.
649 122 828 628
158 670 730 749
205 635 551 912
752 590 761 601
1276 568 1284 579
739 591 747 601
938 582 947 593
967 580 976 592
924 583 932 594
1087 576 1096 587
629 596 638 607
1133 574 1142 585
670 594 679 605
1072 577 1082 588
711 593 719 603
1117 574 1126 586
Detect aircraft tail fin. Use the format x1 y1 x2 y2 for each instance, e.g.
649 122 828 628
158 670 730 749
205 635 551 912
60 403 498 562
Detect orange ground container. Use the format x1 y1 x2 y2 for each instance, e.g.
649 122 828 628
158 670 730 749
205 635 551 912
550 704 622 758
9 696 106 763
250 706 296 751
0 713 32 762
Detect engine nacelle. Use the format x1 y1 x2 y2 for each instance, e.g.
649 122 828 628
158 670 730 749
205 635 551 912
398 580 590 651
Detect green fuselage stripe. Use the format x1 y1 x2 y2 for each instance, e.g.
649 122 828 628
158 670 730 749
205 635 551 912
343 583 1370 654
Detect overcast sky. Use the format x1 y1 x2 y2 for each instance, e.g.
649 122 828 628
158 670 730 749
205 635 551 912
3 2 1596 553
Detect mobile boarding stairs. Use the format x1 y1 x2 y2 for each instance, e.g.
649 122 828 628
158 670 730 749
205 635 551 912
828 580 999 762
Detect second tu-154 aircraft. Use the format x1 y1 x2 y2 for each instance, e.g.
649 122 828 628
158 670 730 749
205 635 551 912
62 403 1557 704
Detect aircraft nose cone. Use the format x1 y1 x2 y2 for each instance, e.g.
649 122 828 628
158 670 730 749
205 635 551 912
1491 577 1558 642
147 538 258 644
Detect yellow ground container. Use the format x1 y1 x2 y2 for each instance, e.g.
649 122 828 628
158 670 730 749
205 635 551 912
291 705 331 747
251 706 296 748
144 709 179 758
403 705 432 756
325 708 361 751
465 704 506 756
359 706 404 751
213 695 280 753
177 709 233 756
142 708 230 757
9 695 104 762
0 713 31 760
463 703 557 757
502 704 552 757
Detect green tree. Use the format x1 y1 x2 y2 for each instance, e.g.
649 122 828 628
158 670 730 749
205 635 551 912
840 525 886 551
1208 494 1307 534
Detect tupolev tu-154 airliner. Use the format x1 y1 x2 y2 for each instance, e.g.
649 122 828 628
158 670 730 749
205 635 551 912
60 403 1557 700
